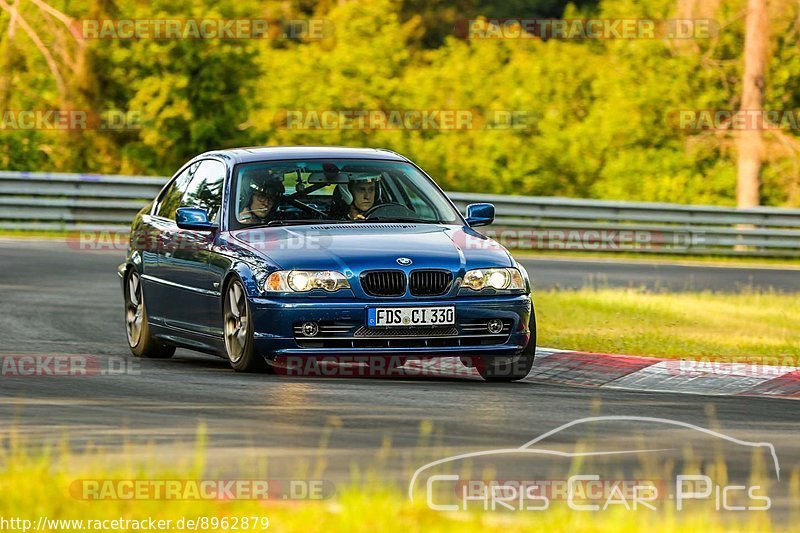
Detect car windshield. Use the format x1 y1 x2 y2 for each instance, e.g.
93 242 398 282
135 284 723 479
229 159 462 229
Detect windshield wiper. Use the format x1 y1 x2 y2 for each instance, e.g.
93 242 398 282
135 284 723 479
264 218 351 227
366 216 446 224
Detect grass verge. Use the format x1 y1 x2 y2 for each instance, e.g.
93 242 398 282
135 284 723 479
536 288 800 361
0 431 786 533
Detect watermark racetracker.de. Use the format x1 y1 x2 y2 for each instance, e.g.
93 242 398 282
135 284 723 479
0 515 270 532
457 18 719 40
666 356 800 379
0 110 142 131
274 109 533 131
0 354 139 377
670 109 800 131
469 228 705 252
69 18 333 40
67 227 706 254
69 478 334 500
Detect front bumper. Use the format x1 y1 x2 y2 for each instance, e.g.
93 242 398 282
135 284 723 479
249 294 533 357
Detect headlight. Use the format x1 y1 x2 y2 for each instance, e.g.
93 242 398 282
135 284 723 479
462 268 525 291
264 270 350 293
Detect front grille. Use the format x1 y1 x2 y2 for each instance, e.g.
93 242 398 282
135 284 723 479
409 270 453 296
361 270 406 297
354 326 458 337
292 318 514 349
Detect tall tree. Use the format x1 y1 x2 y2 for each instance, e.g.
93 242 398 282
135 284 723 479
736 0 768 208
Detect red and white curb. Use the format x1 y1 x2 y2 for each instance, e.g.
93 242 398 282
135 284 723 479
406 347 799 399
524 348 800 399
275 348 799 399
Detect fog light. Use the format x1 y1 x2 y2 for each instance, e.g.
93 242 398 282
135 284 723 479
301 322 319 337
487 319 504 334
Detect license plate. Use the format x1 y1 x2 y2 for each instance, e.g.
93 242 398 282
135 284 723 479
367 306 455 327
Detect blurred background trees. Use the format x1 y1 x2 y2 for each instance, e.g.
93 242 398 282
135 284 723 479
1 0 798 207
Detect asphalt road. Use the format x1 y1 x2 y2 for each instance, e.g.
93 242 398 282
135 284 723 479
520 256 800 292
1 239 798 519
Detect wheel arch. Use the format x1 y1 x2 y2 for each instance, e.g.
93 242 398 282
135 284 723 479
123 250 145 277
220 261 261 313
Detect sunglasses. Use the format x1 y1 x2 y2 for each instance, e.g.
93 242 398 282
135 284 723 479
252 191 277 200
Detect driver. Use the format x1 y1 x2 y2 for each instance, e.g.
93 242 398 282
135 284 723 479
238 171 284 225
336 173 381 220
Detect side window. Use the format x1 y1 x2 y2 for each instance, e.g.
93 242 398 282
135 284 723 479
180 160 226 223
155 163 199 219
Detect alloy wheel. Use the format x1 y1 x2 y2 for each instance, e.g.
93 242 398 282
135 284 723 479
125 272 144 347
224 281 249 363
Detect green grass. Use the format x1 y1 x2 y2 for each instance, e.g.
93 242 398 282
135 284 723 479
536 288 800 361
0 475 772 533
0 430 788 533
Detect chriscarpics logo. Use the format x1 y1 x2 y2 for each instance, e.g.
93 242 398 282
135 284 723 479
409 416 778 514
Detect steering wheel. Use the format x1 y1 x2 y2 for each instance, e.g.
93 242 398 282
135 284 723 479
362 203 413 219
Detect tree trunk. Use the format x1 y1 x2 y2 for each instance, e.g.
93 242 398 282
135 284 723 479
736 0 767 208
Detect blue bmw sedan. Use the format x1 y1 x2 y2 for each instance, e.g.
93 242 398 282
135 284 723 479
119 147 535 381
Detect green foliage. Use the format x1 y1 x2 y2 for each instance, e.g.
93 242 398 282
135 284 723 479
1 0 799 205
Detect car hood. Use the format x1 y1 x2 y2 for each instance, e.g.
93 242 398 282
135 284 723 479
229 223 512 273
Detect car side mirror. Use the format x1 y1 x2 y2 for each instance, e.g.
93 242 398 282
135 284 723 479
176 207 218 231
465 203 495 227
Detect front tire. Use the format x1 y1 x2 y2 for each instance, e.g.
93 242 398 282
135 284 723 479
124 269 175 359
476 312 536 382
223 279 270 373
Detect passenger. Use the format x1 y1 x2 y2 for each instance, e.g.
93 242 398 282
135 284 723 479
238 174 283 225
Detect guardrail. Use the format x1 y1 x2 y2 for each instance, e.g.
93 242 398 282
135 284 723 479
1 171 800 256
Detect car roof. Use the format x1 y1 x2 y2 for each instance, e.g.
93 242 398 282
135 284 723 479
195 146 410 165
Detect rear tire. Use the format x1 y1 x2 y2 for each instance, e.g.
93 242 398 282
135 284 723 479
124 269 175 359
476 311 536 382
223 278 272 373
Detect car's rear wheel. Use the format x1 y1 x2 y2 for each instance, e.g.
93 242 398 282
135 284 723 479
475 312 536 382
124 269 175 359
223 279 271 373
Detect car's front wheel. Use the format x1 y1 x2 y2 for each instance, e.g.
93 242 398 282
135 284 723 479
223 279 271 373
475 312 536 382
124 269 175 359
